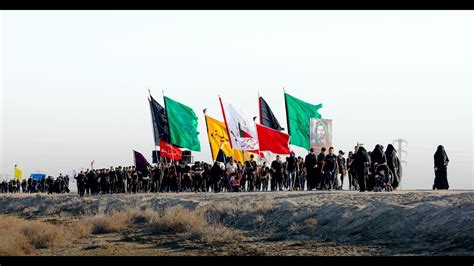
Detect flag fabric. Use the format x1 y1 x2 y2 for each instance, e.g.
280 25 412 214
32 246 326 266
260 151 278 166
164 96 201 151
133 150 150 175
91 160 95 169
256 124 291 154
14 166 22 180
259 96 284 131
68 169 77 179
149 95 171 145
205 114 234 160
31 173 46 181
219 96 259 151
159 140 182 161
205 114 256 164
284 93 323 150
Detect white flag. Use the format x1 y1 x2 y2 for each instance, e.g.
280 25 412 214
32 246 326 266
219 96 259 151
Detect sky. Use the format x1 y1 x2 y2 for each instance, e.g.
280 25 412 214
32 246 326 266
1 11 473 189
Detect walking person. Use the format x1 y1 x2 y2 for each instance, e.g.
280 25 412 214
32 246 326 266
354 146 370 192
336 150 346 190
433 145 450 190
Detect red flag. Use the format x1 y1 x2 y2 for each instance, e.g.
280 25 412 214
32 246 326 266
159 140 183 160
256 124 291 155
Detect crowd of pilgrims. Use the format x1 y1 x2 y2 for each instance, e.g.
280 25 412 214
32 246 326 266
0 174 70 194
0 144 403 196
70 143 402 196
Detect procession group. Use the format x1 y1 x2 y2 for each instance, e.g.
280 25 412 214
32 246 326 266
70 143 402 196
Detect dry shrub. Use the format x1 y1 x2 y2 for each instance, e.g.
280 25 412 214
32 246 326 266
19 221 65 249
69 219 93 238
305 218 318 231
127 209 159 225
0 216 67 255
88 212 130 234
149 206 241 243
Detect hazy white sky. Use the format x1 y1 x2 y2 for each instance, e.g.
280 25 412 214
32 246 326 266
1 11 473 189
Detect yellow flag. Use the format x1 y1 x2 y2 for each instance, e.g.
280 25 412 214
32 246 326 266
205 115 256 164
205 115 234 159
14 166 22 180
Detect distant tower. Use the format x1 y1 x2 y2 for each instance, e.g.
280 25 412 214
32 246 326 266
393 138 407 189
392 138 408 165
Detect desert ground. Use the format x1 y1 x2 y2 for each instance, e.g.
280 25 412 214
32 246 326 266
0 190 472 256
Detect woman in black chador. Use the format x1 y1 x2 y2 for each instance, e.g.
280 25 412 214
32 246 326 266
385 144 402 189
354 146 370 192
368 145 386 191
433 145 450 190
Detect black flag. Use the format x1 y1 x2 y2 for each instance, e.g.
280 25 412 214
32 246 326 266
259 96 284 131
149 95 171 145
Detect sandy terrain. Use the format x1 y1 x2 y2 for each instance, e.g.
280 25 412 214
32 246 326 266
0 190 472 256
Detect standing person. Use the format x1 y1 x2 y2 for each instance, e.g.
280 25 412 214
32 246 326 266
354 146 370 192
21 179 27 193
433 145 450 190
304 148 318 190
316 147 327 189
244 155 258 192
286 151 297 191
385 144 402 189
369 145 386 191
271 155 284 191
347 151 355 190
225 157 237 192
210 161 223 193
64 175 70 193
323 147 338 190
260 162 270 192
296 157 305 191
75 171 86 197
336 150 346 190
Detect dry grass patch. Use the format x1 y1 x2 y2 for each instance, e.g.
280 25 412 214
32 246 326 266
148 206 241 243
88 212 130 234
305 218 318 231
0 215 68 255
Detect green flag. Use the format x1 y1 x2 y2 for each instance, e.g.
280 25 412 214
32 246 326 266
284 93 322 150
164 96 201 151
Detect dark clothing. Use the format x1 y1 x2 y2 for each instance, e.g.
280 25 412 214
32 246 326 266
354 147 370 192
337 157 346 174
385 144 402 189
316 153 326 189
304 153 317 190
286 156 297 172
324 154 337 172
433 145 449 190
271 160 283 191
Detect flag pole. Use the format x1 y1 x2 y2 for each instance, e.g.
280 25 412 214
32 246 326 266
162 90 170 166
148 88 159 165
253 116 262 166
203 109 215 163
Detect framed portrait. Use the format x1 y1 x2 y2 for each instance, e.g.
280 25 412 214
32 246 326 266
310 118 332 151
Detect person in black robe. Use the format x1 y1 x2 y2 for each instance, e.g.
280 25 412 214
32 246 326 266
271 155 284 191
368 145 386 191
210 162 222 193
385 144 402 189
433 145 450 190
304 149 317 190
245 155 258 192
75 171 86 197
323 147 338 190
354 146 370 192
316 148 327 189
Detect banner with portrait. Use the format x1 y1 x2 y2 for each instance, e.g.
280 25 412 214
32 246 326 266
310 118 332 151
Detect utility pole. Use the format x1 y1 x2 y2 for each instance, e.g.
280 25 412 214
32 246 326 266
392 138 408 165
392 138 407 190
